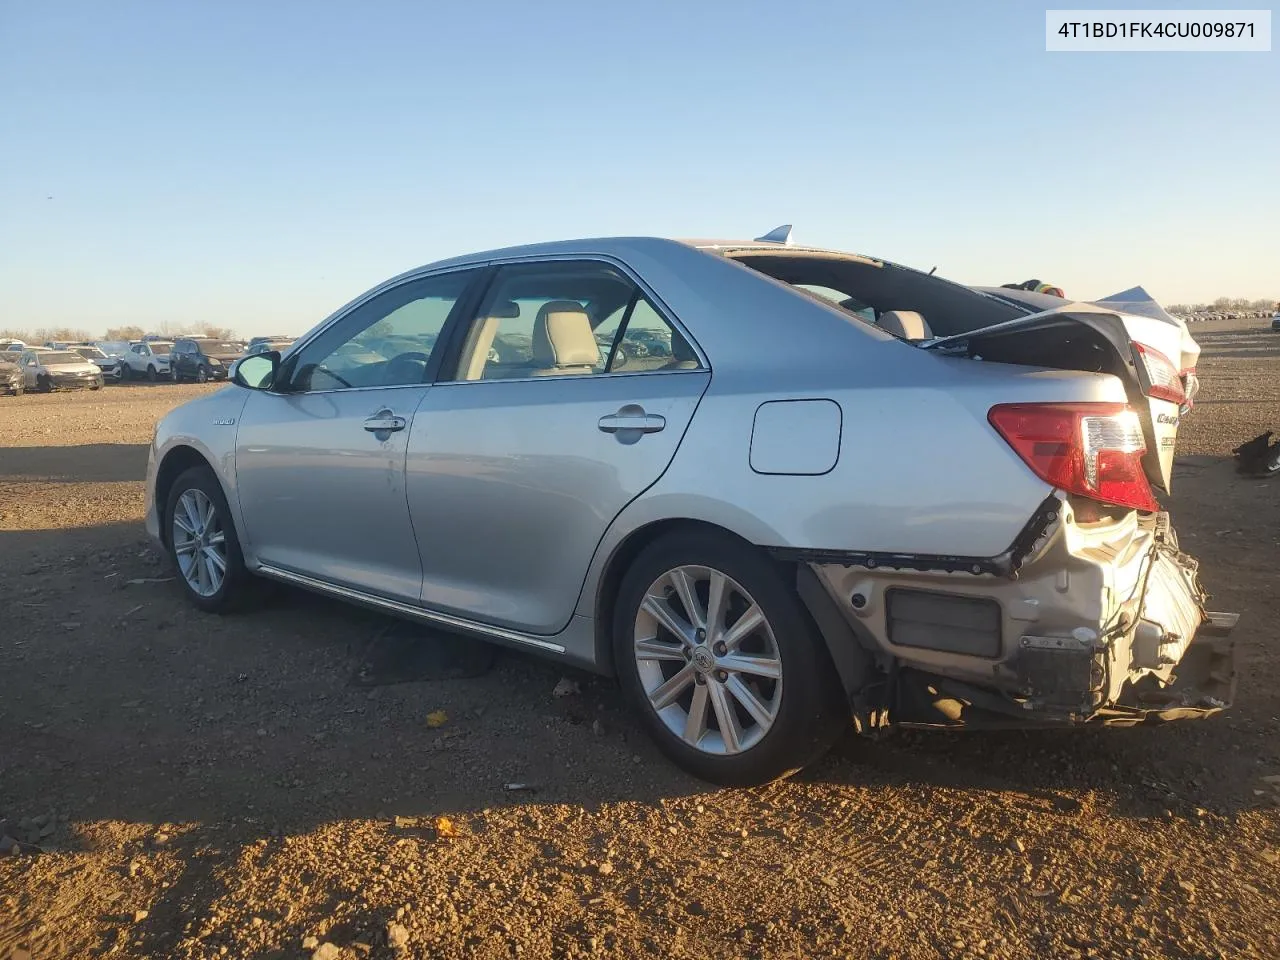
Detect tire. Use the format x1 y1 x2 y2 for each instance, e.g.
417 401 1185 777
164 466 256 613
90 382 101 391
37 375 51 393
612 530 847 786
196 365 209 383
146 365 157 382
120 364 132 382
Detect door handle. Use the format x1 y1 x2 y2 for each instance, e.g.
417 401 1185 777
363 411 407 433
598 410 666 434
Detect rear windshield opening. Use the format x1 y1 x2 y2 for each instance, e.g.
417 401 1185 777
729 253 1024 339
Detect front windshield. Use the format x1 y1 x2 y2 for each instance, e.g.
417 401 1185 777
74 346 106 359
41 351 84 364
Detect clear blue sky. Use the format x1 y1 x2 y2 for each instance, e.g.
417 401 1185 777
2 0 1275 336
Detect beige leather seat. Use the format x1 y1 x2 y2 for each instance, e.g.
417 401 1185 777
878 310 933 341
459 300 520 381
662 333 700 370
531 301 600 376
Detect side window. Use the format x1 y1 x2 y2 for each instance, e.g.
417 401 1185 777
284 269 477 393
449 261 699 381
612 298 699 372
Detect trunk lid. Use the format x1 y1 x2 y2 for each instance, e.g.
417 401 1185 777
925 304 1185 492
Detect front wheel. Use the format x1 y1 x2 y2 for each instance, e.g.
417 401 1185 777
146 365 157 382
37 375 51 393
196 365 209 383
613 531 847 786
164 466 256 613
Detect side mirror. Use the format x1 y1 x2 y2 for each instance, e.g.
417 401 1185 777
231 351 280 390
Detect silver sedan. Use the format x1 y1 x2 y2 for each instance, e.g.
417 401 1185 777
145 230 1236 785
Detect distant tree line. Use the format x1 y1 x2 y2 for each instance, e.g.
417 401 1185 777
0 322 238 343
1167 297 1277 314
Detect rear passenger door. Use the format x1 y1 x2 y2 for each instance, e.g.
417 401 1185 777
406 259 710 635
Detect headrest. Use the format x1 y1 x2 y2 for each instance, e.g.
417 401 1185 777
488 300 520 319
878 310 931 341
533 300 598 368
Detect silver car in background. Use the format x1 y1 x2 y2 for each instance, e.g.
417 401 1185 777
145 230 1236 784
17 349 104 391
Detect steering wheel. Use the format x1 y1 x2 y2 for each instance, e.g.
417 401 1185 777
383 351 431 385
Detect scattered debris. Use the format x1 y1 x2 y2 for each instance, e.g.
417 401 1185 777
132 909 149 923
598 861 615 876
425 710 448 729
1233 431 1280 477
503 782 537 794
125 577 173 585
552 677 581 698
311 944 342 960
434 816 458 839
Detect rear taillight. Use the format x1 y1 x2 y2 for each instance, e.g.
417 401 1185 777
1132 343 1185 405
988 403 1159 512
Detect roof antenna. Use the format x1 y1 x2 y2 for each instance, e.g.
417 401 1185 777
754 224 794 245
928 266 937 275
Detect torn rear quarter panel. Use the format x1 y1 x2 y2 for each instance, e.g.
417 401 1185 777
808 502 1235 726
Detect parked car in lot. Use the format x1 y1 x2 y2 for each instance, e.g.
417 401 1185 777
0 354 23 395
0 339 26 353
146 230 1236 785
121 340 174 381
17 349 104 391
244 337 294 357
244 335 294 355
70 344 124 382
1271 309 1280 332
171 338 246 382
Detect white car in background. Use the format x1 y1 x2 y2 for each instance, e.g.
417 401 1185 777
121 340 174 381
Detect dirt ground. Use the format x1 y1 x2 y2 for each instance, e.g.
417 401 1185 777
1 318 1278 960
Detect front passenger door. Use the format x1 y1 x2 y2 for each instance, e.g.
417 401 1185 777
234 269 482 601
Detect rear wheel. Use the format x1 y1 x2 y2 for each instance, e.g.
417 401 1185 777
613 531 847 786
164 466 256 613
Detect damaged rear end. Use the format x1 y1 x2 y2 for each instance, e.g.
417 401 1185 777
815 305 1236 730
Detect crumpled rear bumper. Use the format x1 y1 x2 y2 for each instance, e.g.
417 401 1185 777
806 500 1238 728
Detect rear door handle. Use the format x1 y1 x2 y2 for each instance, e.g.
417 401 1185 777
364 411 407 433
598 411 666 434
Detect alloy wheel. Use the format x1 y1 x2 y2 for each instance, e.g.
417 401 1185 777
633 565 783 756
172 488 228 598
